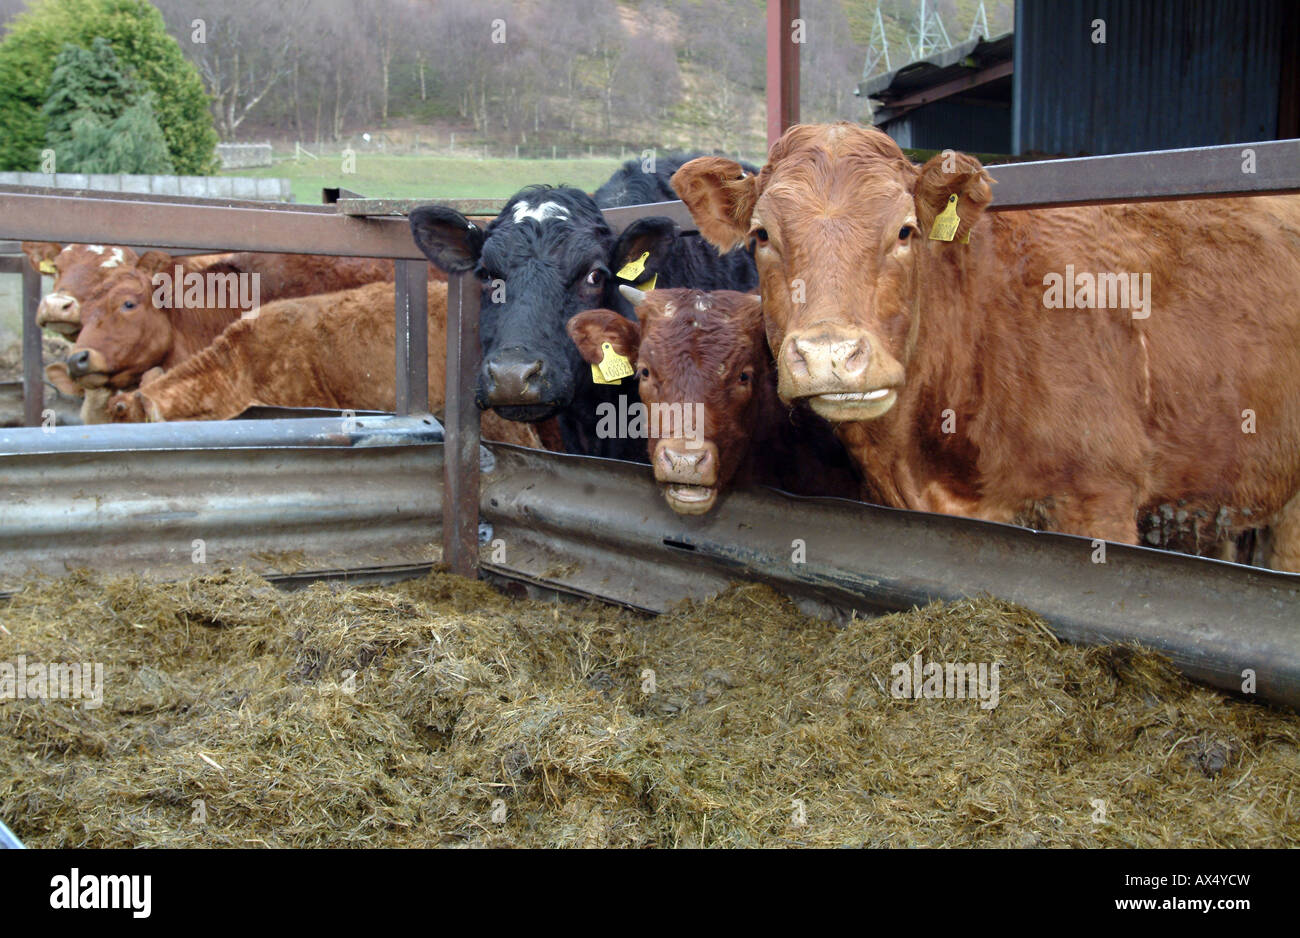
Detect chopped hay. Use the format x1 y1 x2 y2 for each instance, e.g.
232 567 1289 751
1 569 1296 848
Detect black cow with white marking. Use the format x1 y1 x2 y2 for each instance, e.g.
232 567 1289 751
409 162 758 459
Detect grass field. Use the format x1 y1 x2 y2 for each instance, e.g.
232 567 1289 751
224 154 629 204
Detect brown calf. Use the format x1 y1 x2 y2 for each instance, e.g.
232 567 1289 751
62 252 246 390
105 279 544 449
673 122 1300 569
567 286 859 514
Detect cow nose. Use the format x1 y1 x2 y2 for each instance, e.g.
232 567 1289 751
50 295 73 312
484 357 545 405
787 333 869 380
654 440 719 487
66 349 92 378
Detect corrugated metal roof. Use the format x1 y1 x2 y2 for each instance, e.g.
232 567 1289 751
859 32 1014 102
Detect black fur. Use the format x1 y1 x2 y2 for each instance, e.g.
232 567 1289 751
409 159 759 461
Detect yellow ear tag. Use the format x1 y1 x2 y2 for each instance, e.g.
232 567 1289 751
929 194 961 242
617 251 650 281
592 341 634 384
637 273 658 292
39 260 56 275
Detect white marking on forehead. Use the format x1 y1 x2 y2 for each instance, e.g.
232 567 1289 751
58 245 75 258
86 245 105 254
694 296 711 312
662 302 676 318
512 201 569 225
100 247 126 268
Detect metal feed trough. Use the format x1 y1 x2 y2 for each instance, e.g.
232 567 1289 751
1 137 1299 708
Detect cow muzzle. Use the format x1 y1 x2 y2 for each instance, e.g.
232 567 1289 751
778 327 901 421
654 439 719 515
481 353 548 405
36 293 80 335
64 348 111 386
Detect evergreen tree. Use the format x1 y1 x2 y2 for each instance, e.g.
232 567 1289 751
41 38 173 173
0 0 217 173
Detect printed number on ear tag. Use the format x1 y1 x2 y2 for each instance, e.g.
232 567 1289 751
617 251 650 281
39 260 56 275
594 341 634 384
929 194 961 242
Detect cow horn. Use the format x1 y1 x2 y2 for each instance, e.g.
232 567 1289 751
619 284 648 306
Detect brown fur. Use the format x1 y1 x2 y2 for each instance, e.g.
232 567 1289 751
674 122 1300 569
567 288 859 514
106 279 542 449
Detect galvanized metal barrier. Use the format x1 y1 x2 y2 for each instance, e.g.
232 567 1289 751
3 424 1297 708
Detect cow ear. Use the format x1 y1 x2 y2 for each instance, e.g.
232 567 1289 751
409 205 484 274
137 251 175 276
913 151 993 244
566 309 641 366
45 361 82 396
611 217 677 283
671 157 758 253
22 241 60 272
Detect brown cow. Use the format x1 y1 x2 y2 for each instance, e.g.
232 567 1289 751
22 242 401 341
61 251 246 390
566 285 859 514
22 242 142 336
672 122 1300 569
104 279 544 449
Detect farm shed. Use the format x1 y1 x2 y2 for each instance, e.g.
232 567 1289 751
861 0 1300 157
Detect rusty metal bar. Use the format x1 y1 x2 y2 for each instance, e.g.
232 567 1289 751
394 259 429 415
442 272 481 577
20 259 42 427
985 138 1300 210
0 187 422 259
766 0 801 150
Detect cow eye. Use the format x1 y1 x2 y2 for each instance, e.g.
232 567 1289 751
584 269 605 288
122 299 137 310
749 227 769 248
637 366 650 380
899 225 914 240
739 368 752 384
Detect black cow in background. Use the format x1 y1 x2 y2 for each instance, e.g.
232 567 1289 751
409 156 758 459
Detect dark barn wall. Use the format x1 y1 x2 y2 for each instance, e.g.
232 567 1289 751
882 98 1012 154
1013 0 1293 156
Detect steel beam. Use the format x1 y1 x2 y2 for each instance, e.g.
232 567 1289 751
20 259 42 427
394 259 429 415
986 139 1300 210
766 0 801 150
443 272 481 577
0 187 423 259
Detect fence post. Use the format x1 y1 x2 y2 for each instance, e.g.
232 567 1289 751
394 260 429 416
444 271 481 577
21 262 42 427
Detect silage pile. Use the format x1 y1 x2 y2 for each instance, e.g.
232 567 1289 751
1 569 1296 848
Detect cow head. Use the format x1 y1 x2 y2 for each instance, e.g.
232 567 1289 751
22 242 139 337
673 122 992 424
64 252 176 388
409 189 676 424
567 287 767 515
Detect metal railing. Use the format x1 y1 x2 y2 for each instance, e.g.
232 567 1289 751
2 136 1299 576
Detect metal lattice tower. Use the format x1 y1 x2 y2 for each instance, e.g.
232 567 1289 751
968 0 990 41
910 0 952 60
862 5 892 79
